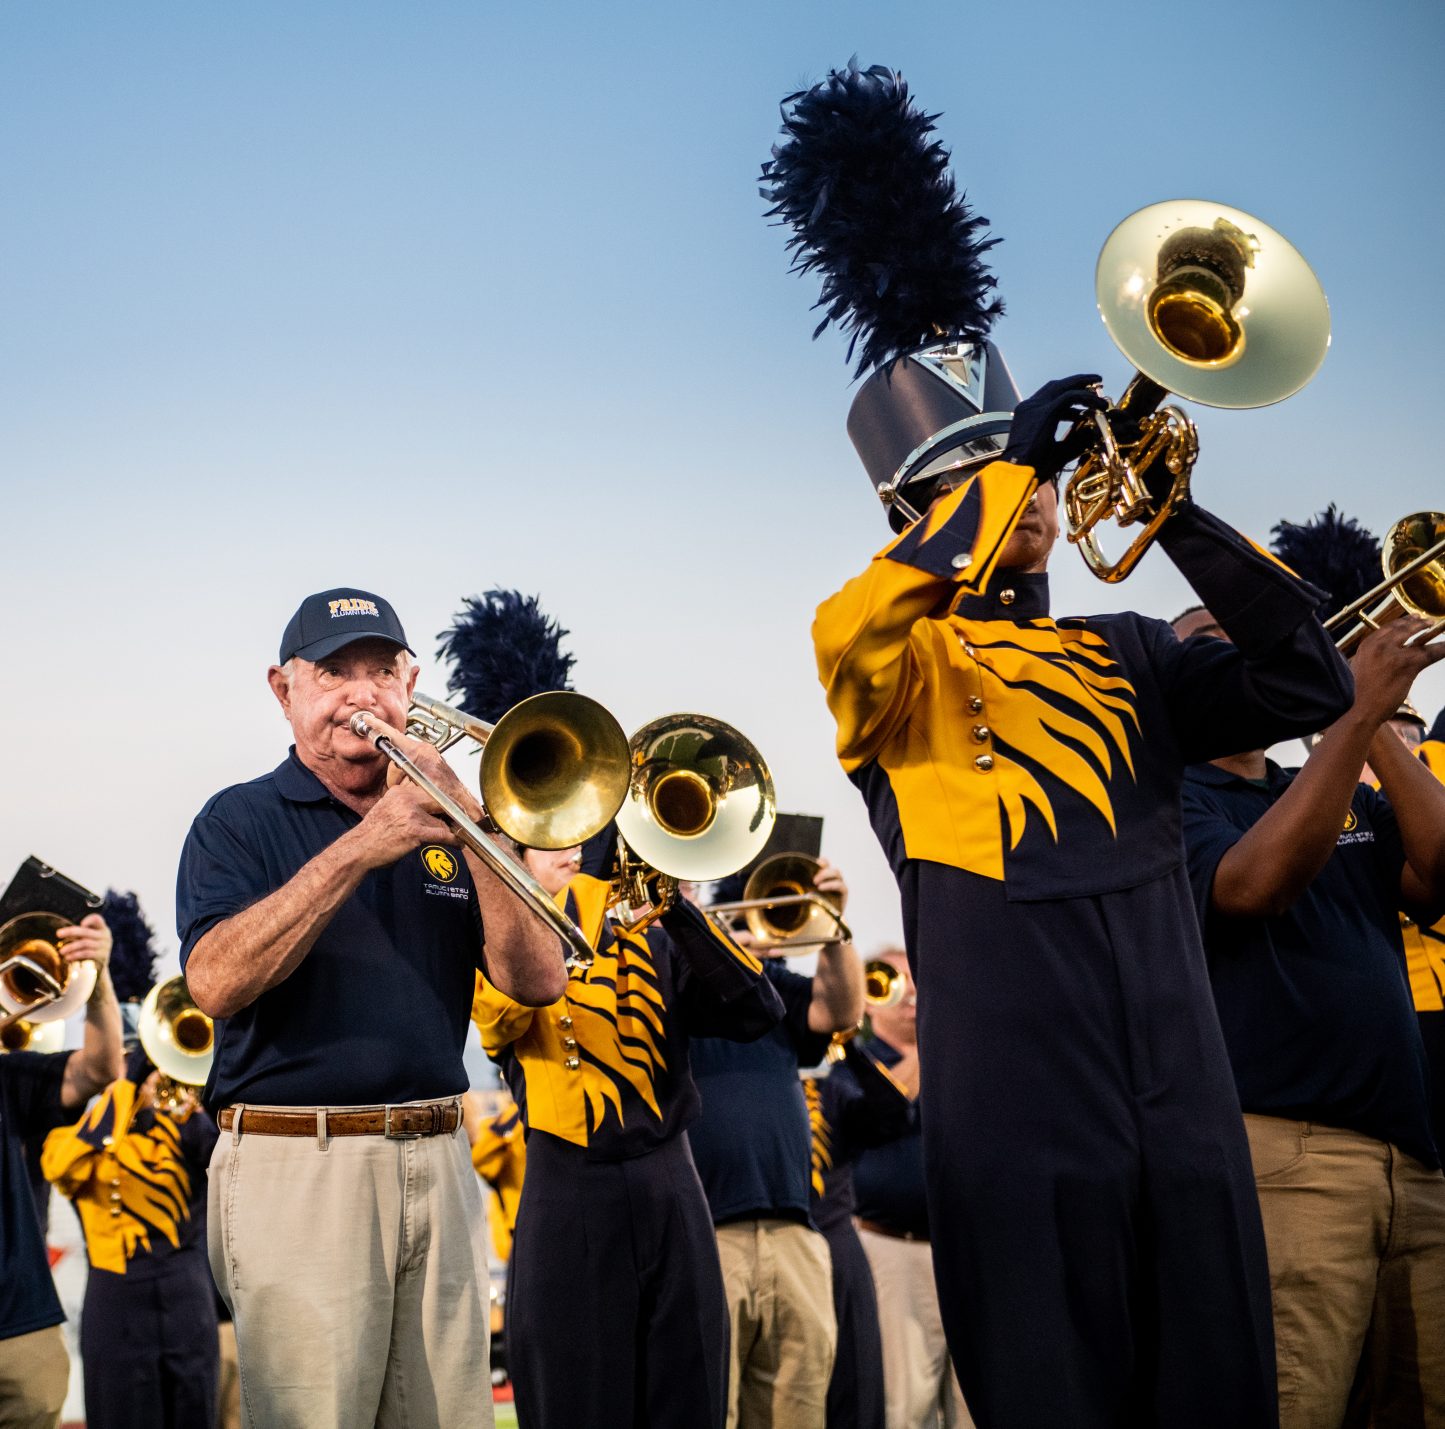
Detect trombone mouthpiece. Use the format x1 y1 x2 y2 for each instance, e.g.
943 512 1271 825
349 711 375 739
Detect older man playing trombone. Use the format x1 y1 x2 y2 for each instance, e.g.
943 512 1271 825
178 587 569 1429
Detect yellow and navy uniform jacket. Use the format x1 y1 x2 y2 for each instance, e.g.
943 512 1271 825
471 1101 526 1263
807 1040 913 1234
1399 738 1445 1155
472 875 784 1162
41 1075 217 1277
812 461 1353 926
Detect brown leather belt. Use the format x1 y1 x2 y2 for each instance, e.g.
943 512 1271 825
218 1100 461 1140
857 1217 929 1244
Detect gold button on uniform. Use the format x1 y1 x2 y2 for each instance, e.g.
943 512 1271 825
951 553 973 571
564 1056 581 1071
975 754 995 772
562 1037 578 1052
558 1015 573 1030
1000 588 1016 605
972 725 990 743
968 697 983 713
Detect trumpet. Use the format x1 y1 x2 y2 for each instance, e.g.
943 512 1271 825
708 854 851 950
1324 512 1445 652
350 709 601 969
138 975 215 1114
0 912 98 1035
864 958 905 1007
1063 201 1330 583
610 715 777 932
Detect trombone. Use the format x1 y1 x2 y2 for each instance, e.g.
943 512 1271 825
708 853 852 950
138 975 215 1115
609 715 777 933
350 690 630 969
0 912 98 1035
1324 512 1445 652
1062 200 1330 583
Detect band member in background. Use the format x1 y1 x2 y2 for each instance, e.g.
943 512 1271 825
42 1042 221 1429
0 913 121 1427
1176 610 1445 1426
805 981 915 1429
769 64 1355 1425
178 588 568 1429
688 860 864 1429
463 1089 526 1267
847 952 970 1429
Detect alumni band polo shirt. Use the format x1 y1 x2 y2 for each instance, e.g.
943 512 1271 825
177 748 486 1109
1181 761 1439 1168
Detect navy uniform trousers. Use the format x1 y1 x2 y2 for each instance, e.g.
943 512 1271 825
80 1253 218 1429
916 866 1275 1429
508 1130 728 1429
823 1218 885 1429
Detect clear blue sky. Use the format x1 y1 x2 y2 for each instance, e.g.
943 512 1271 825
3 0 1441 968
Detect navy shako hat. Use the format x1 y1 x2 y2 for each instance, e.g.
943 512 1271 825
278 588 415 664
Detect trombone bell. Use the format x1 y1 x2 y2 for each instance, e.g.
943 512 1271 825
708 854 852 949
1327 512 1445 652
0 912 97 1027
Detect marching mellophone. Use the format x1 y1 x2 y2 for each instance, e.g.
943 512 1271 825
138 974 215 1114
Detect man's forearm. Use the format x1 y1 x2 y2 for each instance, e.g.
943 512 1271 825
1212 712 1377 918
808 942 865 1033
63 970 124 1107
463 851 568 1006
186 832 373 1018
1372 731 1445 899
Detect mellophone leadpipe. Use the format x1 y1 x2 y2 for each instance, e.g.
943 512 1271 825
349 710 596 970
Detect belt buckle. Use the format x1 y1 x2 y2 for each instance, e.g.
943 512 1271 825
384 1105 424 1140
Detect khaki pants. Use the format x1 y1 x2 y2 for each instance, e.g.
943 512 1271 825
1245 1114 1445 1429
209 1110 493 1429
217 1320 240 1429
716 1218 836 1429
0 1325 68 1429
858 1229 973 1429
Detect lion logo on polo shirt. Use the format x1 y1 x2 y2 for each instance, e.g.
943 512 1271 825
422 847 459 883
1343 810 1359 833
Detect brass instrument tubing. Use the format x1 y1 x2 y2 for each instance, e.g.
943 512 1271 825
349 712 595 970
1325 534 1445 650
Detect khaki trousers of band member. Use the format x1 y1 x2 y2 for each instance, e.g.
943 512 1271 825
716 1218 837 1429
0 1325 68 1429
208 1117 492 1429
858 1229 974 1429
1245 1115 1445 1429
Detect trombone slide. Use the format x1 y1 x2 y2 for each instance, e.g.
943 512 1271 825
349 712 595 970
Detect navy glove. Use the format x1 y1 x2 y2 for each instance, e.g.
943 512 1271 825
1001 374 1108 482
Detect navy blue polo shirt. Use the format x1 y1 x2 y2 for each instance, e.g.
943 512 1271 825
688 962 832 1226
1181 761 1439 1168
0 1051 71 1340
850 1039 929 1239
177 749 486 1108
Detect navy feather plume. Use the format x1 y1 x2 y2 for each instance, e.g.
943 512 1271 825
760 58 1004 379
1270 506 1382 623
436 591 575 725
101 889 158 1003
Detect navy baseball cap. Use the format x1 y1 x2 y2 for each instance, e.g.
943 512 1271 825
278 588 416 664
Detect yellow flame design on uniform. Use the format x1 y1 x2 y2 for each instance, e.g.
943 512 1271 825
41 1081 193 1275
965 621 1141 848
566 925 669 1134
806 1079 832 1199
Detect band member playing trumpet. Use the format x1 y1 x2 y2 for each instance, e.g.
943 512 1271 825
768 63 1355 1428
42 1039 221 1429
0 910 121 1428
1176 608 1445 1427
178 588 568 1429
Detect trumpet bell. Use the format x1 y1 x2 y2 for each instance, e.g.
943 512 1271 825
864 959 905 1008
617 715 776 882
0 913 97 1023
481 692 631 851
741 854 843 947
139 976 215 1090
1096 200 1329 410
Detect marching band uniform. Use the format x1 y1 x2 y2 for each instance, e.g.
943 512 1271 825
472 873 783 1429
813 462 1353 1426
41 1048 219 1429
807 1043 912 1429
471 1099 526 1266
